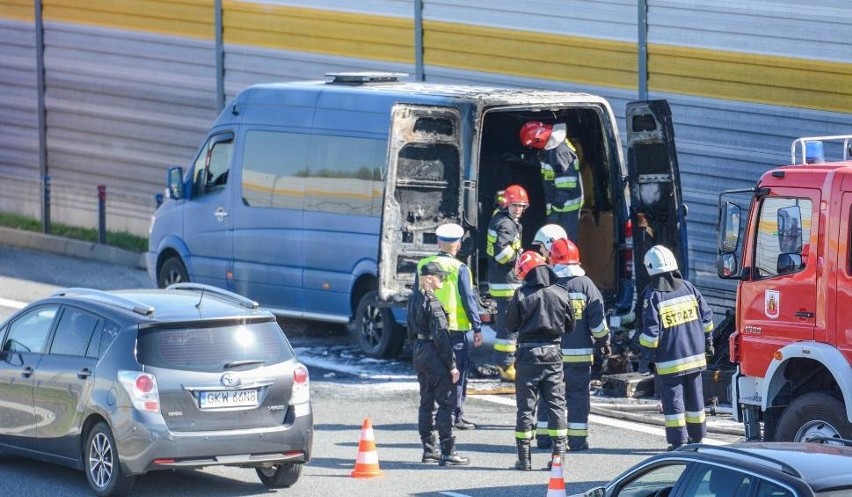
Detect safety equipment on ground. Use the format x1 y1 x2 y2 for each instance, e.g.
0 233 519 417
532 224 568 254
351 417 383 478
644 245 679 276
502 184 530 208
515 250 546 280
546 454 567 496
519 121 553 149
549 238 580 265
497 364 516 382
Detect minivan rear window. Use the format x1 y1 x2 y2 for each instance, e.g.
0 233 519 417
136 322 294 372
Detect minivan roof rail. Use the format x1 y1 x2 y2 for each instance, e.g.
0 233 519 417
325 72 408 85
52 288 154 316
166 283 260 310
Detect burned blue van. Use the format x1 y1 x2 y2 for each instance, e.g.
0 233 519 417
147 73 686 358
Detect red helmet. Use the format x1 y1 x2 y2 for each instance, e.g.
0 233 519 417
502 184 529 208
519 121 552 149
549 238 580 265
514 250 547 280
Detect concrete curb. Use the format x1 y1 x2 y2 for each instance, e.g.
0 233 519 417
0 226 146 270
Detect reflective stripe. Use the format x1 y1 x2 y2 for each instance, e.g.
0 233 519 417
591 321 610 339
494 338 518 353
665 413 686 428
489 282 520 298
686 410 706 424
547 428 568 437
658 295 700 329
515 430 534 440
562 347 594 363
704 321 715 332
536 421 549 430
567 423 588 437
494 245 516 264
541 162 555 181
551 196 583 212
656 353 707 376
554 176 578 189
639 332 659 348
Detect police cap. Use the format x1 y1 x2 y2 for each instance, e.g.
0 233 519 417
419 262 448 277
436 223 464 242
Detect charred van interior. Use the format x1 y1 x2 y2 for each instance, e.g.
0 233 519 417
473 107 624 308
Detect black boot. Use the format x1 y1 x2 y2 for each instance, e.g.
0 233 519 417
421 434 440 463
439 437 470 466
547 437 567 469
515 439 532 471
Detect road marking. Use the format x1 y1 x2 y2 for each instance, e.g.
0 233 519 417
439 493 472 497
475 394 728 445
0 297 26 309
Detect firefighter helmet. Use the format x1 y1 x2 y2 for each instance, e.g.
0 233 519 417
644 245 679 276
502 184 529 208
515 250 546 280
549 238 580 265
532 224 568 253
519 121 552 149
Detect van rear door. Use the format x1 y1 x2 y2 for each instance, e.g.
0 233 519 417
625 100 688 300
378 105 463 302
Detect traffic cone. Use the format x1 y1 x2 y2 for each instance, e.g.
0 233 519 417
351 417 383 478
546 454 566 497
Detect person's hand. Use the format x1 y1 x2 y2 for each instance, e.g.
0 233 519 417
473 332 483 348
706 341 715 360
450 368 460 384
597 340 612 358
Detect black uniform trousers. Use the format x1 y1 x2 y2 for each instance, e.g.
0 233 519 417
414 340 456 442
515 344 567 441
450 331 470 424
658 370 707 446
536 364 591 447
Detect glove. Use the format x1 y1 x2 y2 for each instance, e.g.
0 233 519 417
705 340 715 360
596 339 612 358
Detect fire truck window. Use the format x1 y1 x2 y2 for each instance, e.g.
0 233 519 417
754 197 812 279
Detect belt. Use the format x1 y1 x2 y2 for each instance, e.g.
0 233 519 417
416 334 433 341
518 342 560 348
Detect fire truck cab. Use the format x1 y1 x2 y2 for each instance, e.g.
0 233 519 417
717 135 852 442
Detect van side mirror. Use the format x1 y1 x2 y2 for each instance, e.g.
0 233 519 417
716 252 741 279
167 167 184 200
777 253 803 275
719 202 741 253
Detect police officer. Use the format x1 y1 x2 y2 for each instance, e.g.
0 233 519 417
519 121 583 241
487 184 529 382
638 245 714 450
505 251 574 471
408 261 470 466
416 223 483 431
533 236 610 452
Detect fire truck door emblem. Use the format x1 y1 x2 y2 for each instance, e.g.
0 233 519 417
765 290 780 319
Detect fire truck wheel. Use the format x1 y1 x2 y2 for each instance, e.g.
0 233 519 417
774 391 852 442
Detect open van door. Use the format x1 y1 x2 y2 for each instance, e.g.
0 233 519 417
625 100 688 302
378 105 464 302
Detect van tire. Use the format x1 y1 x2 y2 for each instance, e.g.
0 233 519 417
157 256 189 288
774 391 852 442
352 290 404 359
256 463 302 488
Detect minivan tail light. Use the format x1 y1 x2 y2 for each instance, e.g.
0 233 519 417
290 364 310 405
622 219 634 279
118 371 161 413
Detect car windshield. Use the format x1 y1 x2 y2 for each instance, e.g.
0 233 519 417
136 321 294 372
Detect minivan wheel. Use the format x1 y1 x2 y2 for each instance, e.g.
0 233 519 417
157 256 189 288
84 422 136 497
774 392 852 442
351 290 404 359
256 463 302 488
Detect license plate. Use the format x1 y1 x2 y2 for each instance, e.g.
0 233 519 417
199 389 259 409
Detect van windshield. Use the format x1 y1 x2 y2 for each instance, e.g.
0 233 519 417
136 322 294 372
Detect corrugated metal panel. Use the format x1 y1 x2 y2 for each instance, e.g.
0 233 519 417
0 0 33 22
44 0 214 39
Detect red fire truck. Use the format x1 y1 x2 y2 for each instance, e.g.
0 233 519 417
717 135 852 442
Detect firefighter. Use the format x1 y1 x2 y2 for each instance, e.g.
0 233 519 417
638 245 714 450
407 261 470 466
519 121 584 241
416 222 483 431
487 184 529 382
533 236 610 452
505 251 574 471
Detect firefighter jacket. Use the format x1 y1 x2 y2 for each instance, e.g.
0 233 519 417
504 265 575 344
541 139 583 216
486 209 523 298
416 253 481 332
554 265 610 366
639 278 714 377
407 289 456 372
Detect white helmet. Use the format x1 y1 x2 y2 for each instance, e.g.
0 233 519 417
644 245 679 276
532 224 568 253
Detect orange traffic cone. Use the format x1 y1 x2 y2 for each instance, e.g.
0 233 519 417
351 417 383 478
546 454 566 497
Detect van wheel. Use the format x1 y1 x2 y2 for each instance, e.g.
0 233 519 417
774 392 852 442
256 463 302 488
157 256 188 288
351 290 404 359
84 421 136 497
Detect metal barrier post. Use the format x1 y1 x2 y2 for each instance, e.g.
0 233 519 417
97 184 107 244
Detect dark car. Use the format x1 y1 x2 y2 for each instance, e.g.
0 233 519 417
0 283 312 496
572 441 852 497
